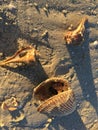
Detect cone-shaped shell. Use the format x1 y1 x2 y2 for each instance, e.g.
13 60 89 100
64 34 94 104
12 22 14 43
0 46 40 66
33 77 76 117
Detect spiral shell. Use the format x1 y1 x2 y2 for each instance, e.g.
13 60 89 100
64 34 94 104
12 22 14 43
33 77 76 117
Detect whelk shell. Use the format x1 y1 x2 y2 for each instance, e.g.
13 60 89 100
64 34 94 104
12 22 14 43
64 17 88 45
0 46 40 66
33 77 76 117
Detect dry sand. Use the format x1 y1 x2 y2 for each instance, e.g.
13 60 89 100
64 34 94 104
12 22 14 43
0 0 98 130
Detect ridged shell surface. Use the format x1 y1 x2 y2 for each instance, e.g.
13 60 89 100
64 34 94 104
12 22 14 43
33 77 76 117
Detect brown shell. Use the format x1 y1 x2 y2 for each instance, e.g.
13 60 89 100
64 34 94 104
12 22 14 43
33 77 76 117
64 17 88 45
0 46 39 66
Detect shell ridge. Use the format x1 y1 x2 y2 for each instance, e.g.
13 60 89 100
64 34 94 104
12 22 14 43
34 77 76 116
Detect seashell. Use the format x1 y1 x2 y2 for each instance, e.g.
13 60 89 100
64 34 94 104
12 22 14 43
33 77 76 117
1 97 19 111
64 17 88 45
0 46 40 66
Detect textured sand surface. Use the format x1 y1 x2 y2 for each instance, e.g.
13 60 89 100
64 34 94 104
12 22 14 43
0 0 98 130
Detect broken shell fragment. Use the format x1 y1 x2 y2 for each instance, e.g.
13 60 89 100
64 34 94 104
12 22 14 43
62 10 68 16
41 30 49 40
34 2 38 8
43 7 48 12
33 77 76 117
1 97 19 111
0 46 40 66
64 17 88 45
43 7 49 16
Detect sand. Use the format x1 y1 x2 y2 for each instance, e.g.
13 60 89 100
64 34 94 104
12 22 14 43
0 0 98 130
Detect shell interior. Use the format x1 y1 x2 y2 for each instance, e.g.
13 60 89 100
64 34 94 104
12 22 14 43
33 78 71 103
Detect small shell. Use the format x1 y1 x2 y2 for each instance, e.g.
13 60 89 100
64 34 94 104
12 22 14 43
34 3 38 8
1 97 19 111
33 77 76 117
62 10 68 16
43 7 48 12
0 46 40 66
64 17 88 45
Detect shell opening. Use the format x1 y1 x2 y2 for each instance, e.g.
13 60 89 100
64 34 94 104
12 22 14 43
34 79 70 103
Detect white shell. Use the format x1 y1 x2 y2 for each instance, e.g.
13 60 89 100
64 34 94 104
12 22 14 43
33 77 76 117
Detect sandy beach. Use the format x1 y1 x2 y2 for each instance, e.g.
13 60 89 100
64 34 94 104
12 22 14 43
0 0 98 130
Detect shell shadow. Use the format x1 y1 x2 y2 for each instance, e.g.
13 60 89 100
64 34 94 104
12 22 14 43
2 60 48 86
9 110 28 128
50 111 87 130
65 28 98 114
1 126 9 130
